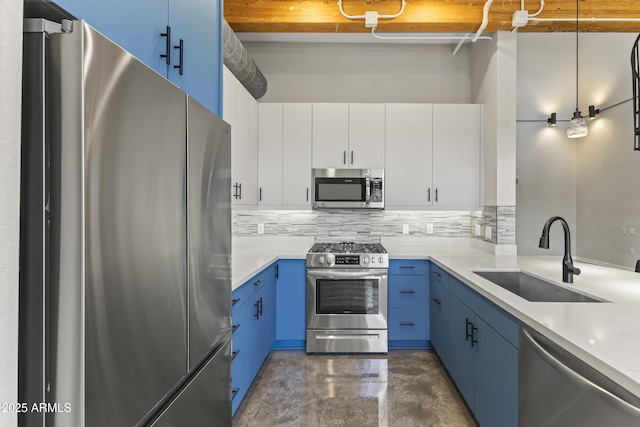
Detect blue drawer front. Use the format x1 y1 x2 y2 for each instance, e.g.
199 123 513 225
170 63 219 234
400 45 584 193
389 259 427 275
448 277 518 348
232 263 276 313
388 276 426 308
231 329 254 415
430 263 449 290
388 307 427 340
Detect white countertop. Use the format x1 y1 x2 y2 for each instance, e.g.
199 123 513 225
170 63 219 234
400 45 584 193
231 236 640 398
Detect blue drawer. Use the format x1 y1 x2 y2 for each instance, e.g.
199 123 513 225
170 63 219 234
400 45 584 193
232 263 276 313
389 259 427 275
388 307 427 340
231 328 254 415
430 263 449 290
388 276 426 308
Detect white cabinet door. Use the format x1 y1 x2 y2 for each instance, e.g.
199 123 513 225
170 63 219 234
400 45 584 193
232 82 258 206
348 104 385 169
432 104 481 208
283 104 313 207
258 103 283 206
312 103 349 168
385 104 433 207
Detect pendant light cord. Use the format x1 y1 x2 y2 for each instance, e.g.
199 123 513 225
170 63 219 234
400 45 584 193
576 0 579 111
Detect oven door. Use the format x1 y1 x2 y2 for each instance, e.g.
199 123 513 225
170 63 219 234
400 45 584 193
306 269 388 330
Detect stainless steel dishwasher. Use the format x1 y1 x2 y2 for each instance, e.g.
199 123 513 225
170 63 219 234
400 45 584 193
519 325 640 426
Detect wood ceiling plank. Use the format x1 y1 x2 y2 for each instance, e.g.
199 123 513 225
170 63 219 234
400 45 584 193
224 0 640 33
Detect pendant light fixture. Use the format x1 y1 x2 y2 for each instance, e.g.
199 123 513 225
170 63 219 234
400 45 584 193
567 0 588 138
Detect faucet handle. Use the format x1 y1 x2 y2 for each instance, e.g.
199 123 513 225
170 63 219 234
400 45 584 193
567 263 581 276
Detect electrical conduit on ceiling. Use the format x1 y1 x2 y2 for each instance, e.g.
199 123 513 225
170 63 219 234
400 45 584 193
223 19 267 99
513 0 640 28
338 0 492 46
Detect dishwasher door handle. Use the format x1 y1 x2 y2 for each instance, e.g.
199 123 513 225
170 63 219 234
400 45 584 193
522 328 640 416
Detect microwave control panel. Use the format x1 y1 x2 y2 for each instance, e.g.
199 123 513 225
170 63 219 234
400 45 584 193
370 178 383 203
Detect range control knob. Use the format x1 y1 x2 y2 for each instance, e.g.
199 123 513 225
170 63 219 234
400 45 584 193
326 254 335 267
362 255 370 265
378 257 383 263
318 256 325 265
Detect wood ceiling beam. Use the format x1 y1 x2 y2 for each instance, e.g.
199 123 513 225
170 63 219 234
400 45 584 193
224 0 640 33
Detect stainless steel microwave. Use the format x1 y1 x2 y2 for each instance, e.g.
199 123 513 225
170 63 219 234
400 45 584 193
311 168 384 209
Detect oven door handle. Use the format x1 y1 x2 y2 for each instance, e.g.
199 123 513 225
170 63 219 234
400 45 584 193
307 269 387 280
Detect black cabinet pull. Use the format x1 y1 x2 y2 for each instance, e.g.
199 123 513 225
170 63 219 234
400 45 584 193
232 388 240 399
433 271 441 277
232 298 240 306
471 325 478 347
399 290 416 294
232 324 240 333
435 188 439 202
275 264 279 279
160 26 171 65
254 301 260 319
400 322 415 327
259 187 263 202
465 319 472 341
343 151 346 165
306 187 309 202
173 39 184 75
238 182 242 199
232 350 240 361
233 183 241 200
351 150 354 164
427 187 431 202
254 279 263 287
432 297 441 305
399 266 415 269
258 298 263 317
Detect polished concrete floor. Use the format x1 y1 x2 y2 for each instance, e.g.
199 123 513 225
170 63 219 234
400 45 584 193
233 350 476 427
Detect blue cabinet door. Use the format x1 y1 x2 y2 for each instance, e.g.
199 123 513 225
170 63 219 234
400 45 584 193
474 317 518 427
274 259 306 348
429 279 449 367
169 0 222 115
53 0 170 77
254 273 276 373
447 295 476 410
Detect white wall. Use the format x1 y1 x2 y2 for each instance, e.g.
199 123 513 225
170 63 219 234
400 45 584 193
516 32 639 266
0 0 23 424
516 33 578 256
243 42 472 103
575 33 640 268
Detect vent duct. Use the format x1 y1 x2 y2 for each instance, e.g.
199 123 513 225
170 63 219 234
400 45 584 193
223 20 267 100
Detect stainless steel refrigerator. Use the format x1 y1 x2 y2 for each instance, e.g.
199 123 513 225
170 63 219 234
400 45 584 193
19 19 232 426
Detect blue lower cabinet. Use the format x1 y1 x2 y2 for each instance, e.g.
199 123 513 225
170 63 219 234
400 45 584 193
474 317 518 427
388 260 429 349
274 259 306 349
231 264 276 416
432 266 519 427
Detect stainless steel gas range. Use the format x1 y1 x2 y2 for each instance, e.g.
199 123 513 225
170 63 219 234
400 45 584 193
306 241 389 353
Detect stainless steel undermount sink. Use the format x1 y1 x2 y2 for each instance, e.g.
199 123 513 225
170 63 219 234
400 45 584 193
472 270 604 303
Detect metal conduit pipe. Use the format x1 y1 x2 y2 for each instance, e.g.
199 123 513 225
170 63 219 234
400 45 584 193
223 19 267 99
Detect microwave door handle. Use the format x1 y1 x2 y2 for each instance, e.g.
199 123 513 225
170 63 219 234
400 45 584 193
365 176 371 206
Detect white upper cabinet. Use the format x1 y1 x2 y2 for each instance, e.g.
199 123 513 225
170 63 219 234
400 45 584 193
282 104 313 206
312 103 385 169
258 103 283 206
385 104 433 207
348 104 386 169
224 67 258 206
432 104 481 208
256 103 312 208
312 103 349 168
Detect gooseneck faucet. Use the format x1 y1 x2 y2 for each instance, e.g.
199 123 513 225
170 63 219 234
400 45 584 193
539 216 581 283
